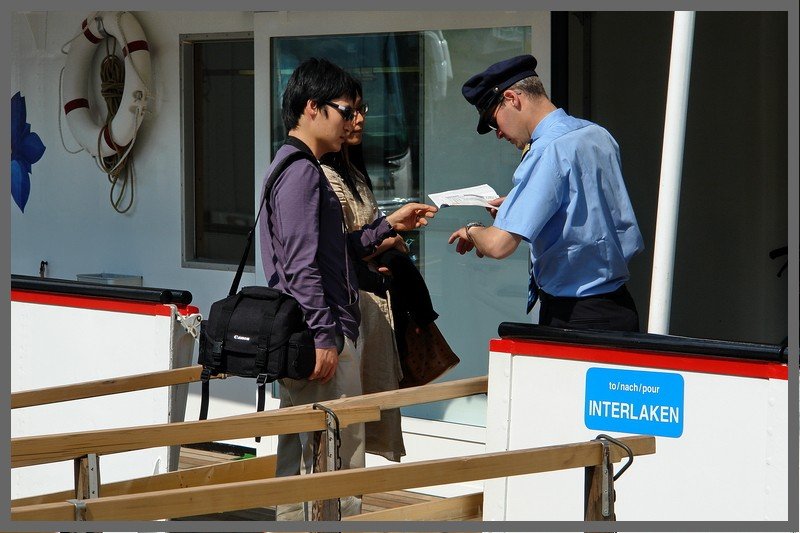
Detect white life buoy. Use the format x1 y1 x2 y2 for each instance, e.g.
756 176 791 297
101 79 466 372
62 11 151 158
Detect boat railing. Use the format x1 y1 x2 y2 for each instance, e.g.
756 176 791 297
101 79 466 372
10 368 655 522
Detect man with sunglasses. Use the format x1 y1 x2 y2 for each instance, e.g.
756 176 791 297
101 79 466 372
450 54 644 332
260 57 436 520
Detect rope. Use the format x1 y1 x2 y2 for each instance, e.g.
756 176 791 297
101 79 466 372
96 35 136 214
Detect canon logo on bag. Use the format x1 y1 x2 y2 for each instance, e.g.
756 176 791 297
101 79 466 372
233 335 251 341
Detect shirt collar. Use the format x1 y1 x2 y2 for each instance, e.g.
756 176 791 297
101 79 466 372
285 135 315 158
531 108 567 144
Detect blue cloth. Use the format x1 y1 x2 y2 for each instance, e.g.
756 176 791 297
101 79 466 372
494 108 644 302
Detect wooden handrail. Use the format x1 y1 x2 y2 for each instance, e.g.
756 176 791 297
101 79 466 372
11 454 276 507
11 435 655 520
11 405 379 468
226 376 488 419
11 376 488 468
11 365 209 409
11 368 487 411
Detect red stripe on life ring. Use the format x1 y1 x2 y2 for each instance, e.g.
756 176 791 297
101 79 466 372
83 26 102 44
123 40 149 57
81 19 87 29
64 98 90 115
102 125 131 152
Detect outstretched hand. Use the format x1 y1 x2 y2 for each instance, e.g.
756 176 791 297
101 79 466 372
386 202 438 231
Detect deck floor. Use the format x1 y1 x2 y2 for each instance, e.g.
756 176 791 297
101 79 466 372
173 445 444 522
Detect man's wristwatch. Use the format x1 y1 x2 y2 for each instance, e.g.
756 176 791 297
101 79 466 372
465 221 485 242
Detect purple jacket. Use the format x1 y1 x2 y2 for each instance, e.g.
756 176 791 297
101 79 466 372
259 138 395 348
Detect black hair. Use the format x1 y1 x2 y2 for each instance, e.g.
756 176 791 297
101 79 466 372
347 143 373 192
281 57 361 132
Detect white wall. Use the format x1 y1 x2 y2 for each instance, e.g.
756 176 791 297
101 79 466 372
11 11 258 307
11 11 262 415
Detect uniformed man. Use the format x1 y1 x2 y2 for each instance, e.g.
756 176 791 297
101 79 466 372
449 54 644 332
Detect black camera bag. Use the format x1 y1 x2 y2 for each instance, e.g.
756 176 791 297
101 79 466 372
198 149 318 426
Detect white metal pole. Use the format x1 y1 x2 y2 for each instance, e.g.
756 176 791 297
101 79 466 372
647 11 696 335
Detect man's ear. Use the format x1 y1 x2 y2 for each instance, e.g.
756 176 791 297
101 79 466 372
503 89 522 110
305 99 319 118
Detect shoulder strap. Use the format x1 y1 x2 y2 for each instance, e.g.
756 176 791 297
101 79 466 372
229 148 318 296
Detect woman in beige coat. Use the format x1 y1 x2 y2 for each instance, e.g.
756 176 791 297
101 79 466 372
320 89 406 462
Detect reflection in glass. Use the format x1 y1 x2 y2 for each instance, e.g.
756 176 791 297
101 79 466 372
270 27 533 426
271 33 422 209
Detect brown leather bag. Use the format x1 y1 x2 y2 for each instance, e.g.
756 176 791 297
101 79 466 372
398 318 460 388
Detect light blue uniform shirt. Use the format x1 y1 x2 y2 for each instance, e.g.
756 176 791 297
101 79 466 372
494 108 644 297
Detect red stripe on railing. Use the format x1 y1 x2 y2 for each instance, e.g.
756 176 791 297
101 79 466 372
123 40 149 57
489 338 789 380
64 98 89 115
11 289 199 317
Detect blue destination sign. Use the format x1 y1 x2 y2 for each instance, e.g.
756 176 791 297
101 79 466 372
584 367 684 438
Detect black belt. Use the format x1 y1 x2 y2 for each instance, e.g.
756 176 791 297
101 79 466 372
539 284 628 303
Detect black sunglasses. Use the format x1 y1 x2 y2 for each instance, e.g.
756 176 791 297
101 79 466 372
323 101 369 121
324 101 356 121
486 101 502 131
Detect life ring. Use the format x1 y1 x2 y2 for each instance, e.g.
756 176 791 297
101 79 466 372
62 11 151 158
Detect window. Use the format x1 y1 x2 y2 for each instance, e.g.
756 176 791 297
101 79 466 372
271 32 425 266
260 14 547 426
181 33 255 269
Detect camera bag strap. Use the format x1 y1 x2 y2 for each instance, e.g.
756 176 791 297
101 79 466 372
200 148 318 423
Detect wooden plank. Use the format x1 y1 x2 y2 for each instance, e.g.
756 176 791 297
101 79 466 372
11 365 208 409
367 490 440 507
345 492 483 521
363 492 432 508
228 376 488 419
11 435 655 521
11 405 380 468
319 375 487 410
12 455 276 507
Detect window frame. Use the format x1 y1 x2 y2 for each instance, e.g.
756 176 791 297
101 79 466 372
180 31 255 272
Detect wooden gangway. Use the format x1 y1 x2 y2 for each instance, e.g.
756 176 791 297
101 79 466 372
11 365 655 522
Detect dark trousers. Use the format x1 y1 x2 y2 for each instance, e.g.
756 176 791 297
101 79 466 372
538 284 640 332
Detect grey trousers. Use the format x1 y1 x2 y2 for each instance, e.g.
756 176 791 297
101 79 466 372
275 337 365 520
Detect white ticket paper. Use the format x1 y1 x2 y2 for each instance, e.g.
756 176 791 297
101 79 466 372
427 184 500 208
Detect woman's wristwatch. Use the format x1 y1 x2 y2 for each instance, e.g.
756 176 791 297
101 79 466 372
465 221 485 242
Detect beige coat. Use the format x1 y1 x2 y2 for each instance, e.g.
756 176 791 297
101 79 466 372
322 163 406 462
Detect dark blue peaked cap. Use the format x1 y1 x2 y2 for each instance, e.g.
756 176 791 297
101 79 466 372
462 54 538 134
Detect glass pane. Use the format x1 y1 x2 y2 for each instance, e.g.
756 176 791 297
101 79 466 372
193 40 254 265
270 27 532 426
271 33 422 208
411 27 532 426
